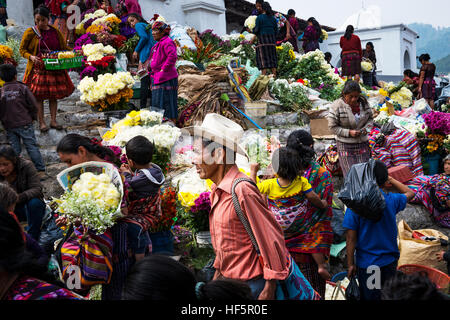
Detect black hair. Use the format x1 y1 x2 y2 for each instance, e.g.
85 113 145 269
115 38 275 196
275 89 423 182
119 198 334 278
0 144 18 165
34 4 50 19
123 255 253 300
56 133 119 163
0 183 19 211
307 17 321 35
344 25 354 40
341 80 368 106
272 147 303 182
419 53 430 62
324 52 332 61
381 271 449 300
286 130 316 169
0 64 17 82
256 0 264 4
366 42 374 50
200 137 236 164
125 135 154 166
0 205 59 287
262 2 274 16
288 9 295 16
127 13 148 25
373 160 388 186
404 69 419 78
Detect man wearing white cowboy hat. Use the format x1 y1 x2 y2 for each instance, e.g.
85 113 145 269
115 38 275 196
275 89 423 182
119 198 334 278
186 113 290 300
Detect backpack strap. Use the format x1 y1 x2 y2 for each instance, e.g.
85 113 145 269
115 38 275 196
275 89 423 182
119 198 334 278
231 178 261 256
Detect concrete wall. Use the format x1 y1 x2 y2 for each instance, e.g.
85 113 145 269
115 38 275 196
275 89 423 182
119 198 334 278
140 0 227 35
7 0 34 27
321 24 418 76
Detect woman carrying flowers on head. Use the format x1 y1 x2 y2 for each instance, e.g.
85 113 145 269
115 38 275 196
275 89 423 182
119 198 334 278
254 2 278 77
327 80 373 177
302 17 321 53
150 21 179 123
418 53 437 109
128 13 157 109
19 5 74 133
340 25 362 82
55 134 131 300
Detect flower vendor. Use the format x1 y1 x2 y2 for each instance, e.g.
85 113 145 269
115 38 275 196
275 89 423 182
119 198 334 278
407 154 450 228
150 21 179 123
302 17 321 53
56 134 129 300
274 12 295 52
254 2 278 77
251 0 263 16
128 13 157 109
19 5 74 132
119 136 166 261
0 64 46 177
362 42 379 87
187 113 319 300
339 25 362 82
0 145 46 242
284 130 334 298
0 208 84 300
287 9 300 52
250 147 331 281
327 80 373 177
418 53 437 109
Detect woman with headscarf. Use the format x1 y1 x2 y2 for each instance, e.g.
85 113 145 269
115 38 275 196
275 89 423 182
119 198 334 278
302 17 321 53
340 25 362 82
149 21 178 123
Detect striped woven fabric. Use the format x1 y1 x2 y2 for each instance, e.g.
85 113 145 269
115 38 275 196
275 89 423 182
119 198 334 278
61 226 113 289
369 128 424 176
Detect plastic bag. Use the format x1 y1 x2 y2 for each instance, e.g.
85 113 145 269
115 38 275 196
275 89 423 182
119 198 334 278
345 276 360 300
38 205 64 254
170 24 196 51
115 53 128 72
338 159 386 222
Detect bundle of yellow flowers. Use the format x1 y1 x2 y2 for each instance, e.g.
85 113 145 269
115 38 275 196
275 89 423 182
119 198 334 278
0 44 13 59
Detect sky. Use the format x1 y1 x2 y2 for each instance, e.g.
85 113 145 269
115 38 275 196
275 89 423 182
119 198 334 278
269 0 450 29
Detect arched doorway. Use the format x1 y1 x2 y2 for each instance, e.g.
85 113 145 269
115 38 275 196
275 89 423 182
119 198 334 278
404 51 411 70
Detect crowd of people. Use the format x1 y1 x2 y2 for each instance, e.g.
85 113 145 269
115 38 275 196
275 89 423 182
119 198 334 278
0 0 448 302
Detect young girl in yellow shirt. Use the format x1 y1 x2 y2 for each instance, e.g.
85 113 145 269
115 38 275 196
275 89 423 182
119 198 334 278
250 147 331 280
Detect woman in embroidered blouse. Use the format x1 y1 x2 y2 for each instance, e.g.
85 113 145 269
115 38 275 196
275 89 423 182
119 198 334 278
20 5 74 132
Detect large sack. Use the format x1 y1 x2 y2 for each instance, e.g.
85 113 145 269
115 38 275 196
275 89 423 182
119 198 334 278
397 220 448 273
170 24 196 51
178 74 213 100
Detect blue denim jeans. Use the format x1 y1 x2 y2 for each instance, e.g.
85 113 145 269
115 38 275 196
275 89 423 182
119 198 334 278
7 124 45 171
14 198 46 241
357 260 398 300
126 222 152 254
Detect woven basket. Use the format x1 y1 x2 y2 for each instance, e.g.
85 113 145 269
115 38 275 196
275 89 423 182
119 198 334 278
398 264 450 291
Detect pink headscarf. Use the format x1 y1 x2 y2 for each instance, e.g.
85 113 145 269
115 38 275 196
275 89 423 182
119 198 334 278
124 0 142 16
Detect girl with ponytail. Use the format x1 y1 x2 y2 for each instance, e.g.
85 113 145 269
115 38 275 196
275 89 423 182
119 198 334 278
302 17 321 53
339 25 362 82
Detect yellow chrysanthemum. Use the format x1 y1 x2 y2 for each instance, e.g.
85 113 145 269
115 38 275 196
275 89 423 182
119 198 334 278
379 89 389 97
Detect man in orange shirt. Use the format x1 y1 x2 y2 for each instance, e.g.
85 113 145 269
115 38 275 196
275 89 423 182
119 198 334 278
187 114 322 300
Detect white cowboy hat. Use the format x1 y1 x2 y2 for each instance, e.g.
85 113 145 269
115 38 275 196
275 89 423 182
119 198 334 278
185 113 248 158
